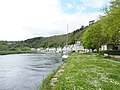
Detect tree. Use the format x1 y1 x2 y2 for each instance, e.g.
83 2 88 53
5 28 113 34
101 0 120 45
81 0 120 52
81 21 105 52
0 42 6 51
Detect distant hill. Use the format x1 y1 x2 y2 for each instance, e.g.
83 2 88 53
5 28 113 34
0 25 88 50
23 25 88 48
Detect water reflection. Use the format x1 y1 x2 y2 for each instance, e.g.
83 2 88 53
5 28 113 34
0 53 62 90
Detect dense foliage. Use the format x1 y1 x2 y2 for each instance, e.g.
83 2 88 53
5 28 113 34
81 21 103 51
81 0 120 51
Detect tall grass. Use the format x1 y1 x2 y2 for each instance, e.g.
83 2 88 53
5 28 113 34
52 53 120 90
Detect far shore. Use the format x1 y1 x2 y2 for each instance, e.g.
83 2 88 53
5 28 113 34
0 51 35 55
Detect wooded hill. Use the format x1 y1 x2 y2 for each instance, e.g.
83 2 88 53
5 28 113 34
0 25 88 50
24 25 88 48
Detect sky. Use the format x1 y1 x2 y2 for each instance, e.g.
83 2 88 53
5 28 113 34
0 0 110 41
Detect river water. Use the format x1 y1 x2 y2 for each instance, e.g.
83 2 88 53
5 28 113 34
0 53 62 90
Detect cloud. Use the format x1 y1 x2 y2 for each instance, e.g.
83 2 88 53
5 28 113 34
0 0 109 41
0 0 60 40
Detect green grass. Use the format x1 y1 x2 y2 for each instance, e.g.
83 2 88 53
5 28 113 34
0 50 34 55
52 53 120 90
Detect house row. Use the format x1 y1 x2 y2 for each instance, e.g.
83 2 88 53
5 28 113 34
31 41 120 53
35 41 85 53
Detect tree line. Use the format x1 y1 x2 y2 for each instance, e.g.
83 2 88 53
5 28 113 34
81 0 120 52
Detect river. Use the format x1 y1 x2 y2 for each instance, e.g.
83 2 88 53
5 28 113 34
0 53 62 90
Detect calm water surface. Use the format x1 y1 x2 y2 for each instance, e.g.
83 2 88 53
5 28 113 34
0 53 62 90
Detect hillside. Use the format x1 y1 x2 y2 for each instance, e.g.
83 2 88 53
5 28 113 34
23 25 88 48
0 25 88 50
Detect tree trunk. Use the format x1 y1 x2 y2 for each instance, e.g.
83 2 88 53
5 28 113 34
96 47 99 53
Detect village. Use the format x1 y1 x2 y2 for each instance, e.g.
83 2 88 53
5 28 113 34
31 41 120 54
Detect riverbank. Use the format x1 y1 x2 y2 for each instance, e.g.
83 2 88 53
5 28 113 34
0 50 35 55
40 52 120 90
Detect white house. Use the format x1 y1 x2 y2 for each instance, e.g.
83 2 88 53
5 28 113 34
31 48 36 51
62 45 73 52
73 41 84 52
46 47 56 52
101 44 120 51
56 47 62 53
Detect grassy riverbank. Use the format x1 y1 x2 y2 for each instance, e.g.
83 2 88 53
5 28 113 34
40 53 120 90
39 66 61 90
0 50 35 55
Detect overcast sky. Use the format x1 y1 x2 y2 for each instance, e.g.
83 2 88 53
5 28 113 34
0 0 110 41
